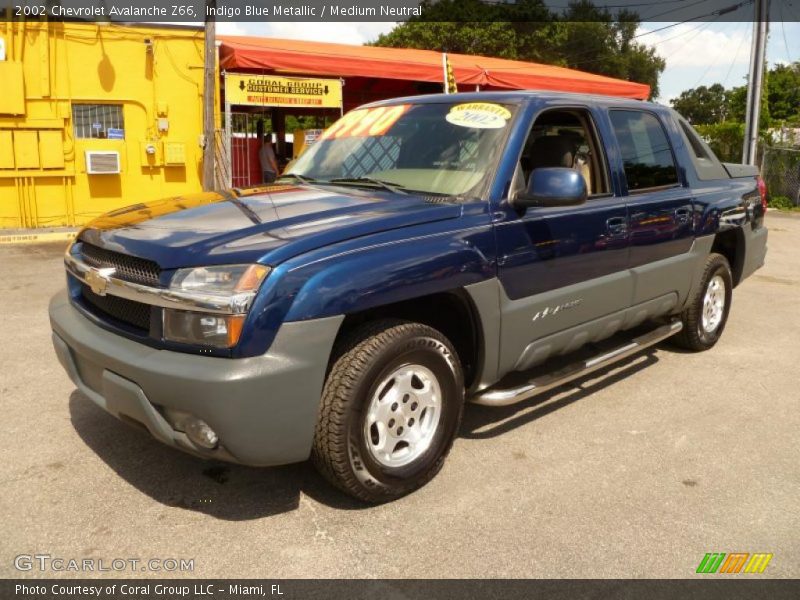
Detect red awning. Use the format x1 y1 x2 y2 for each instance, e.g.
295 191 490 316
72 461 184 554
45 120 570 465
219 36 650 100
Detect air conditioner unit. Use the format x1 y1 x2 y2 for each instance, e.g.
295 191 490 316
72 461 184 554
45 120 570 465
85 151 120 174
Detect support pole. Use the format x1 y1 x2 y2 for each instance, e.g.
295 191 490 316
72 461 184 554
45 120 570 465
224 96 232 189
442 53 449 94
742 0 769 165
202 2 217 190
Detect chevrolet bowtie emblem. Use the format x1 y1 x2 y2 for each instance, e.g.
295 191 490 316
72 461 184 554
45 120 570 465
85 267 116 296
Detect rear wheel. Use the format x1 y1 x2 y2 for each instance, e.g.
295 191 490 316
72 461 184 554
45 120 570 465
674 253 733 351
312 319 464 503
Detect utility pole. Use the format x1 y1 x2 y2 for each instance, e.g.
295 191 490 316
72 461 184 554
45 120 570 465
742 0 769 165
201 0 217 190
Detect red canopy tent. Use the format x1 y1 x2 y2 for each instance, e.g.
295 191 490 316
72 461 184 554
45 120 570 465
219 35 651 106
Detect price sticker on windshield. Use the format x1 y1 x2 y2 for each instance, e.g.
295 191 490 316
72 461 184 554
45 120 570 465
446 103 512 129
321 105 410 140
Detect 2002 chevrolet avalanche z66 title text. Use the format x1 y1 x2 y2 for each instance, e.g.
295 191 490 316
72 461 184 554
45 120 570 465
50 92 768 503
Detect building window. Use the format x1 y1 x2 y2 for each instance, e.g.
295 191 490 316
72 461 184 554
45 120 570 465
609 110 679 192
72 104 125 140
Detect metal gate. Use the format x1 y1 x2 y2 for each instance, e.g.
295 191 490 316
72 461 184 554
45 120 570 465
224 111 270 189
761 146 800 207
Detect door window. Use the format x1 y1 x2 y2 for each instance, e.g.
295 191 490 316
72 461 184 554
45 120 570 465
609 110 679 192
514 108 610 198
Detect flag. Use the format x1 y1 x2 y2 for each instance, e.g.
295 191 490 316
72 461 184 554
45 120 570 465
443 53 458 94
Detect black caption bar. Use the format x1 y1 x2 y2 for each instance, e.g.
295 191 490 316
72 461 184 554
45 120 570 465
3 0 799 23
6 0 427 22
4 579 800 600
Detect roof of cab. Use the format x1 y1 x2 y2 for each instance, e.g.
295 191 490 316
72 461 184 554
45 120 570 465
364 90 663 111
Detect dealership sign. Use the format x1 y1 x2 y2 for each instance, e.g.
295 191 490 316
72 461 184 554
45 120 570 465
226 74 342 108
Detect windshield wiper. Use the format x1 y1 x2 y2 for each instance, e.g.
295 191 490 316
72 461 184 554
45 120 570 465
327 177 409 195
276 173 317 184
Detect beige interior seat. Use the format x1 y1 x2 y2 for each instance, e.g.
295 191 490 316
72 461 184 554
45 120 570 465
528 135 592 193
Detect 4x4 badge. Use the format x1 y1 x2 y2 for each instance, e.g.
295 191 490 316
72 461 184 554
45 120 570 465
85 267 116 296
532 299 582 322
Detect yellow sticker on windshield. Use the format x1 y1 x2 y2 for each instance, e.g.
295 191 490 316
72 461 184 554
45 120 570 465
446 103 511 129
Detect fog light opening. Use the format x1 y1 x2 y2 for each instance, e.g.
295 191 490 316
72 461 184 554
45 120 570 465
185 418 219 450
163 408 219 450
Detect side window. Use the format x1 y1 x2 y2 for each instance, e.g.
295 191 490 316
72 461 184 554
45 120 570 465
72 104 125 140
676 117 728 181
609 110 679 192
515 108 610 198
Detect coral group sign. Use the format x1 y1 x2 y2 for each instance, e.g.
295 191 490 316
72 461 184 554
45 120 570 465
226 74 342 108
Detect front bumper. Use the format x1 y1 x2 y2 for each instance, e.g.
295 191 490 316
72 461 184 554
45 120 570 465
49 291 343 466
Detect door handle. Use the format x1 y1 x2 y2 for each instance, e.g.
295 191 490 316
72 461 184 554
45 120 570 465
675 207 691 224
606 216 628 236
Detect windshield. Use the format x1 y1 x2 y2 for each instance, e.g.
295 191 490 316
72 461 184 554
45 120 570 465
284 101 518 197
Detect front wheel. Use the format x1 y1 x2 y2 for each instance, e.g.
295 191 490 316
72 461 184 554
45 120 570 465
312 320 464 503
673 253 733 351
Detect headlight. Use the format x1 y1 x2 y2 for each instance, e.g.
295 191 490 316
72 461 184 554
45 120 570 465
164 264 270 348
163 310 245 348
170 264 270 294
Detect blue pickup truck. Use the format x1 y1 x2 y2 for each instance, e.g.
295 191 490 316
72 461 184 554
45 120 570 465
50 92 768 502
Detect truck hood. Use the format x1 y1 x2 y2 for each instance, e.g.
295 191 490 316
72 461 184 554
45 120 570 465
77 185 462 269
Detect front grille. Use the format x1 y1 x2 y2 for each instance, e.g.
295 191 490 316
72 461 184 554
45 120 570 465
80 284 152 332
80 242 161 287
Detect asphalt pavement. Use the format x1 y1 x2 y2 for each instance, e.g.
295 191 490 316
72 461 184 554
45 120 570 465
2 212 798 578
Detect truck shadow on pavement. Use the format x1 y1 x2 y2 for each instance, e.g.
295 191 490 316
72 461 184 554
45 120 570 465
461 351 660 439
68 347 662 519
68 392 367 520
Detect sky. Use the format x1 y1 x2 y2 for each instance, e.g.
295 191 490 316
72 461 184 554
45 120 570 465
217 20 800 103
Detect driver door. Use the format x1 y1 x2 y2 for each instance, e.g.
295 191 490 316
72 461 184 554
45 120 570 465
494 105 633 374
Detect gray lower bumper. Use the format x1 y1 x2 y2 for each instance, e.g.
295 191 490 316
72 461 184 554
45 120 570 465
49 291 342 466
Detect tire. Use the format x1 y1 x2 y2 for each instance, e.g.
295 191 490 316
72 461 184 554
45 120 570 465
673 253 733 352
312 319 464 503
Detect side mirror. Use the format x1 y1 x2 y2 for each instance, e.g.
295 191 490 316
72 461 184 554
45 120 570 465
514 167 587 209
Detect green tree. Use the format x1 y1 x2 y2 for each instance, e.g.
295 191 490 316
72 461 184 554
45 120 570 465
722 80 771 129
766 62 800 123
370 0 665 98
673 62 800 129
371 21 520 59
670 84 730 124
724 85 748 123
694 122 744 162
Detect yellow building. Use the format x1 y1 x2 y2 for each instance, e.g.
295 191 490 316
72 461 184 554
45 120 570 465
0 22 207 229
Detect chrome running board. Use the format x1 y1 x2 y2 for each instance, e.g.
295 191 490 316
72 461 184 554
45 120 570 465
472 320 683 407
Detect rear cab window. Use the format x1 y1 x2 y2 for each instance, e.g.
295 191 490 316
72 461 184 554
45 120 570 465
609 110 680 193
674 116 729 181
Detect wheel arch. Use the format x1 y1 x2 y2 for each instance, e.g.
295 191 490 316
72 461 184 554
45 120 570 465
712 227 746 286
333 289 485 391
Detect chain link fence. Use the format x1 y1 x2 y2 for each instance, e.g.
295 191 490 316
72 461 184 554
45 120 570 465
761 146 800 207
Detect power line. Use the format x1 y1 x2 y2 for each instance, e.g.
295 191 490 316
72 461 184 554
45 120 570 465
479 0 686 6
552 0 751 65
633 0 754 40
568 18 720 71
778 1 794 64
637 0 714 23
721 19 751 87
483 14 719 73
552 13 721 68
688 21 748 89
